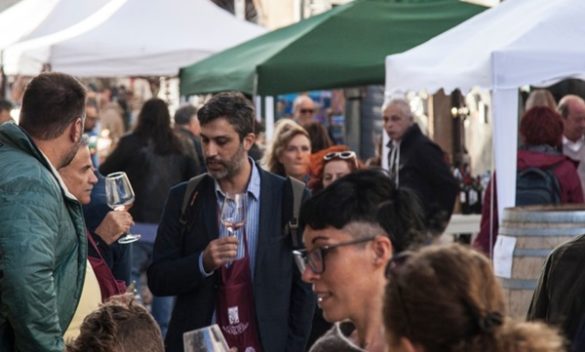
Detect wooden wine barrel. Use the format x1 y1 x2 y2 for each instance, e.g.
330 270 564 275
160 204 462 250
498 204 585 318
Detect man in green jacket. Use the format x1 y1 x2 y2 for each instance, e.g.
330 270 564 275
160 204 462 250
0 72 88 351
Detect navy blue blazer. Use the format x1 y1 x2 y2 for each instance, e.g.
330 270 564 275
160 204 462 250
147 168 315 352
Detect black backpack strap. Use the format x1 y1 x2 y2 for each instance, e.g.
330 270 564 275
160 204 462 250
545 161 564 203
179 173 207 228
284 176 306 248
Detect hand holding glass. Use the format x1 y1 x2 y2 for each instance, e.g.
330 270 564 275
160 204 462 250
105 172 141 244
220 193 246 260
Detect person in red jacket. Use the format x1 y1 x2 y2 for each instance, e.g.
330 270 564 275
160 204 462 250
474 107 584 255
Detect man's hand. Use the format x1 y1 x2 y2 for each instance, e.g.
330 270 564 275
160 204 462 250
94 210 134 245
202 237 238 272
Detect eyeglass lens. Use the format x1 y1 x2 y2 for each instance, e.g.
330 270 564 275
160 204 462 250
293 249 324 274
293 251 307 274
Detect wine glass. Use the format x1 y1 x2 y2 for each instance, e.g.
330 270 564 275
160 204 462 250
105 172 141 244
220 193 247 260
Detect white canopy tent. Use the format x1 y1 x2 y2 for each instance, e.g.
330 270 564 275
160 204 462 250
384 0 585 221
18 0 112 42
7 0 265 77
0 0 59 50
3 0 119 74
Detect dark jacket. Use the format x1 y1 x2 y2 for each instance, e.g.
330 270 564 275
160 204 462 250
474 148 584 254
147 168 315 352
527 234 585 345
394 124 458 233
99 133 197 224
0 123 87 351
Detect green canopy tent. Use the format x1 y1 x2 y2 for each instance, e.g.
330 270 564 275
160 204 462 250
180 0 486 96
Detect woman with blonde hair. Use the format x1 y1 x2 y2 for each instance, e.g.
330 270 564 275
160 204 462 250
384 244 565 352
262 119 311 180
525 89 557 111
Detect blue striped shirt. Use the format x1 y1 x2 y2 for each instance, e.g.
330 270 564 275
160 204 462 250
198 159 261 278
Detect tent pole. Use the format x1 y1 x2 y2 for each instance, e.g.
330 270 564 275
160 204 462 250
492 88 518 221
0 50 6 100
265 96 275 141
254 95 262 121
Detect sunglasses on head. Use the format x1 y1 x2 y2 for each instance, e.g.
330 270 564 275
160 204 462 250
323 151 356 162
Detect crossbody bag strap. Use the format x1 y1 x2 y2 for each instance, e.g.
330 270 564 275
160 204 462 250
179 173 207 227
285 176 306 248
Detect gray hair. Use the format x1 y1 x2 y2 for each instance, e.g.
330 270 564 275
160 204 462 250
381 98 413 120
343 221 386 240
293 95 315 113
174 104 198 125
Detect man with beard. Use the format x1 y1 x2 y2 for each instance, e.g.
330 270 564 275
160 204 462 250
148 92 315 352
0 72 88 351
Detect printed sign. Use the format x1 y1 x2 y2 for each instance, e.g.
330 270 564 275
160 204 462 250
493 235 517 278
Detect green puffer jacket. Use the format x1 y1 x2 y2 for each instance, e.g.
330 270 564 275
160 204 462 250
0 123 87 352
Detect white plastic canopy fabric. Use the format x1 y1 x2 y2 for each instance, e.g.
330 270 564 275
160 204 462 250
11 0 265 77
0 0 58 50
384 0 585 221
18 0 112 42
3 0 116 75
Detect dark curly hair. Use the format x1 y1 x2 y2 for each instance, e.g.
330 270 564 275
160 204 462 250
520 107 563 148
197 91 255 142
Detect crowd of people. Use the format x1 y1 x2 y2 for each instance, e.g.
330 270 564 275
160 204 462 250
0 72 583 352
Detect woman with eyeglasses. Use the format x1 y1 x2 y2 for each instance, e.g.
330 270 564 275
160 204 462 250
304 145 361 345
262 119 312 181
384 244 565 352
295 169 427 352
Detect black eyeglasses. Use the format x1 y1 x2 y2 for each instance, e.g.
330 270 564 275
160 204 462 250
293 236 376 275
300 108 314 114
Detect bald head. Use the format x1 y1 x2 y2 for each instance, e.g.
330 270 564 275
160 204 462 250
558 95 585 142
293 95 316 126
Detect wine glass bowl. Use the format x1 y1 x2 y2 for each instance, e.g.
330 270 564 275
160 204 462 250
220 193 247 260
105 171 135 209
105 172 141 244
